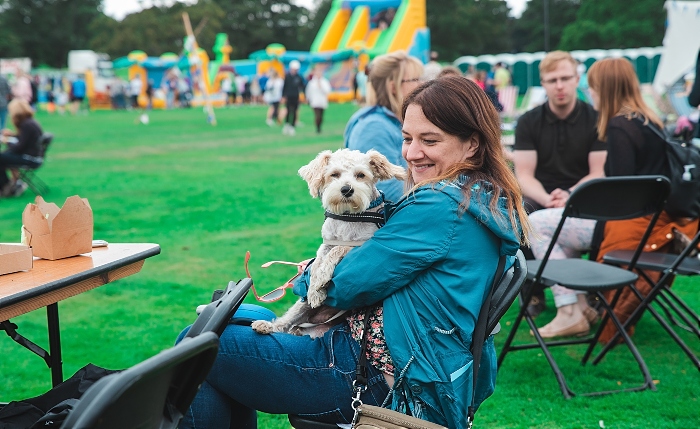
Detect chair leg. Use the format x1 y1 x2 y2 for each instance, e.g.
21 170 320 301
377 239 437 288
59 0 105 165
498 287 576 398
659 287 700 334
19 170 49 196
587 291 656 394
593 283 700 370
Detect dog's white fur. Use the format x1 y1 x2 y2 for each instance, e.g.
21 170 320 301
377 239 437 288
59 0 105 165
251 148 406 337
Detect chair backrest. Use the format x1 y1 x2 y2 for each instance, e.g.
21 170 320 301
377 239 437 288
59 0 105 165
486 250 527 335
540 175 671 275
39 132 53 158
60 331 219 429
185 278 251 338
564 175 670 221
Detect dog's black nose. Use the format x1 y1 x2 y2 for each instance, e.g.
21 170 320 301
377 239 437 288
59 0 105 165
341 185 354 197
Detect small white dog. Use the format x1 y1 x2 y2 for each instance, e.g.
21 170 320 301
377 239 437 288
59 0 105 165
251 148 406 337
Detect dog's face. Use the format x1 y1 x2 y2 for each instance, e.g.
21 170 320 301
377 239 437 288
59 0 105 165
298 149 406 214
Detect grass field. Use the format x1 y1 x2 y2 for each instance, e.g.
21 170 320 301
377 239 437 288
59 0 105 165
0 104 698 428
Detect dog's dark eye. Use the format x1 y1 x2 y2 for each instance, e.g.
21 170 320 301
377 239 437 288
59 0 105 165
356 172 365 179
330 172 340 178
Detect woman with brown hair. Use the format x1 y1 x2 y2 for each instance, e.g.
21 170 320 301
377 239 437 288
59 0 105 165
528 58 698 339
179 75 530 429
0 98 43 197
344 50 424 202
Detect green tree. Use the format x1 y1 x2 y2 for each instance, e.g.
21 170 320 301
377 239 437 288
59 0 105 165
512 0 580 53
89 1 227 59
559 0 665 50
427 0 512 60
0 0 103 67
209 0 315 58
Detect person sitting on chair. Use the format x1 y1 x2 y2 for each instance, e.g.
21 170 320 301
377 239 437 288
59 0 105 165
177 76 531 429
528 58 699 339
0 98 43 197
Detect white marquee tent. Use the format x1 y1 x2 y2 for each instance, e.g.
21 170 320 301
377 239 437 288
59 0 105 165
653 1 700 94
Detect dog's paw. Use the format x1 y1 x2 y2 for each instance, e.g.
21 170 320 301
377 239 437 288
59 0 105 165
251 320 274 335
307 289 327 308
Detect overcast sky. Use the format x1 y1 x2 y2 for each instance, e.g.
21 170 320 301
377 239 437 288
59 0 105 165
102 0 529 21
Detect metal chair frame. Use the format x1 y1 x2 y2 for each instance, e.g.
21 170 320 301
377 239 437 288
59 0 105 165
498 176 671 398
600 228 700 369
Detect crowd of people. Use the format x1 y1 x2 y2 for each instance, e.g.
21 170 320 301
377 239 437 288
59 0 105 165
2 45 699 426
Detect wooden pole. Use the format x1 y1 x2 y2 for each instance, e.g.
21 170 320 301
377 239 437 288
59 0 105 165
182 12 217 125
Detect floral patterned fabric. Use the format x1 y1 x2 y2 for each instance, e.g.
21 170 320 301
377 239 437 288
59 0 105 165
347 306 394 376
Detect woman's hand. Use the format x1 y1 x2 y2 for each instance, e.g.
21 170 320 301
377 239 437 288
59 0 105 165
298 258 313 274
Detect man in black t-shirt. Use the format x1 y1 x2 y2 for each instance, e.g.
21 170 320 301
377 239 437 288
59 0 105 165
514 51 606 316
515 51 606 211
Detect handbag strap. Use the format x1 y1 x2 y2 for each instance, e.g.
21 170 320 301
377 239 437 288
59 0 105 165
467 255 506 428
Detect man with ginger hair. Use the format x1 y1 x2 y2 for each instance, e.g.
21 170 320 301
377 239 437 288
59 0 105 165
514 50 606 316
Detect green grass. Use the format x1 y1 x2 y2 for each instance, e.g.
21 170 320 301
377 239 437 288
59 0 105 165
1 105 699 428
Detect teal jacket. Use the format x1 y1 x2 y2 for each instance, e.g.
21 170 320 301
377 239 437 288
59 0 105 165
294 177 521 428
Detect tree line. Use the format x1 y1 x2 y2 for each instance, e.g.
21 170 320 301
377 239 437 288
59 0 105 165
0 0 684 69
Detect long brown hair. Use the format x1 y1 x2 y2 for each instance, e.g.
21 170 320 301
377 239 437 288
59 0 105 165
401 75 531 244
587 58 663 141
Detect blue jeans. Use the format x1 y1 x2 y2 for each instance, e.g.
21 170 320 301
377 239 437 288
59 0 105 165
178 322 390 429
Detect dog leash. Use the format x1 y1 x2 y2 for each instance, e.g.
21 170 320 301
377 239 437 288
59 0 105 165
295 309 348 329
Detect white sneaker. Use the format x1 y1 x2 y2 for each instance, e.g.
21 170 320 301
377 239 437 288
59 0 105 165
266 118 274 127
282 124 290 135
288 126 296 136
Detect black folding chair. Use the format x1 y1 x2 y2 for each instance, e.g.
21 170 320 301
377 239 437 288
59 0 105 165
59 331 219 429
16 132 53 196
289 250 528 429
498 176 671 398
185 278 252 338
600 228 700 369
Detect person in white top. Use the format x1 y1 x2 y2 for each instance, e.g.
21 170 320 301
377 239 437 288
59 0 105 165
129 75 143 109
264 70 284 126
304 66 332 133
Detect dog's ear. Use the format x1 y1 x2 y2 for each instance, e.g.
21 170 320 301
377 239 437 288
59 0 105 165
367 150 407 181
298 150 333 197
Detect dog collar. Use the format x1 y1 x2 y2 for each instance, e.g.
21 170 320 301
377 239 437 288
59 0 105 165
324 211 385 226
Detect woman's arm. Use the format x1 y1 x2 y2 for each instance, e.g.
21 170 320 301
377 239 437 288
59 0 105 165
324 190 458 309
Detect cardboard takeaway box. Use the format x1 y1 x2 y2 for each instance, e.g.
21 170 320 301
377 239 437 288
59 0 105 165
0 244 32 275
22 196 93 260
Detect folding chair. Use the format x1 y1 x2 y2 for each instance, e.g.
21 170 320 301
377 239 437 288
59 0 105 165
289 250 528 429
600 228 700 370
59 331 219 429
185 278 252 338
498 176 671 398
15 132 53 196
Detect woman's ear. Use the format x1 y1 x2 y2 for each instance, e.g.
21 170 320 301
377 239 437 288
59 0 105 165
465 134 480 159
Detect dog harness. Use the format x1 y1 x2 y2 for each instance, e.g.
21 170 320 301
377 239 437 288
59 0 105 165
322 193 386 246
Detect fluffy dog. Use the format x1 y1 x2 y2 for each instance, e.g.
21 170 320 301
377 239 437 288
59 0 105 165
251 148 406 337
